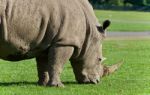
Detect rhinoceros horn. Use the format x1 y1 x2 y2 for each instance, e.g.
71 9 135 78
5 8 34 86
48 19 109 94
102 60 123 77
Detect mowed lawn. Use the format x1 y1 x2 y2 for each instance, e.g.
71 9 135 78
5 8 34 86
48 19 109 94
95 10 150 32
0 40 149 95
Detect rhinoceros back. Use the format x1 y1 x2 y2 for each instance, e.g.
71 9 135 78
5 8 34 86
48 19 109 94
0 0 98 61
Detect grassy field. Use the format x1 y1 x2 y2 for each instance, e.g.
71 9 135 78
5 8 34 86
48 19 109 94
95 10 150 32
0 40 149 95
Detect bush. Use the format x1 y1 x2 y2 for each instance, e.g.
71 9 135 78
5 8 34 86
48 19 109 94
89 0 105 5
146 0 150 4
108 0 124 6
89 0 150 6
124 0 145 6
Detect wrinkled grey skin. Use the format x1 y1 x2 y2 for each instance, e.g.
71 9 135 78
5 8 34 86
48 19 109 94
0 0 121 87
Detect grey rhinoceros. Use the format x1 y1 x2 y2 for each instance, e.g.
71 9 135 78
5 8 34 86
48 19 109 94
0 0 122 87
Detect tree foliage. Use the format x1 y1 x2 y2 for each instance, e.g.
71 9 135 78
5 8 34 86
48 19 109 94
89 0 150 6
124 0 145 6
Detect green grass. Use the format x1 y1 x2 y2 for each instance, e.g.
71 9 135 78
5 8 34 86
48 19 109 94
95 10 150 32
0 40 149 95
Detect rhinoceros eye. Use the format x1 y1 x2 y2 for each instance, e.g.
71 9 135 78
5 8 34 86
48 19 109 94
98 58 102 61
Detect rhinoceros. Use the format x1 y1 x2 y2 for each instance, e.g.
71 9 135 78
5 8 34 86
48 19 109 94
0 0 122 87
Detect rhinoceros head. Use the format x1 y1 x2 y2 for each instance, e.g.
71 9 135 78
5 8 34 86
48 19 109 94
71 20 122 84
96 20 123 78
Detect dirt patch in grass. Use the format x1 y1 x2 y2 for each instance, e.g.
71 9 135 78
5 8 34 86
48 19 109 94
106 32 150 40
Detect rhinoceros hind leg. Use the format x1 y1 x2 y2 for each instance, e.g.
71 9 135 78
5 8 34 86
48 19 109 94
47 46 74 87
36 54 49 86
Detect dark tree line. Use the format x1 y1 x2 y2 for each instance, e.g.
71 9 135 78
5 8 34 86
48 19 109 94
89 0 150 6
124 0 146 6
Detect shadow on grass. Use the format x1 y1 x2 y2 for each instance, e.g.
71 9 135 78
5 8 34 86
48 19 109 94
63 81 78 85
0 81 79 86
0 81 37 86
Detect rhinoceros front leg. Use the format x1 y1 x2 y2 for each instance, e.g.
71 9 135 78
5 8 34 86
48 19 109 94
47 46 74 87
36 54 49 86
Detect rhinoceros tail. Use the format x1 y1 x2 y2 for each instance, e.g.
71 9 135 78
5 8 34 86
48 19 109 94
102 60 124 77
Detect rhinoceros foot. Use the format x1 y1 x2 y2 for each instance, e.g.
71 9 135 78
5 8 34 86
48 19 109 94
47 81 64 87
38 79 49 86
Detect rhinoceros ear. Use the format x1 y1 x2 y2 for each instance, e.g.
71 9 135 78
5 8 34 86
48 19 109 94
96 20 111 34
103 20 111 30
97 26 104 33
